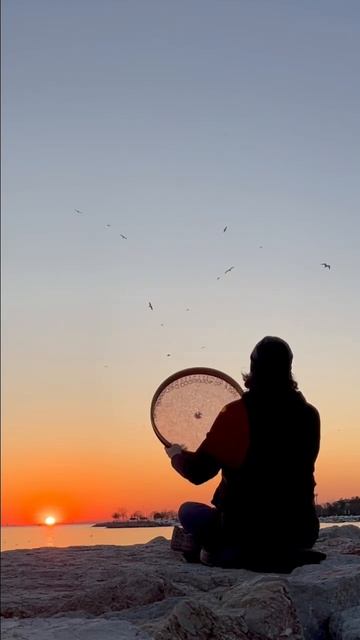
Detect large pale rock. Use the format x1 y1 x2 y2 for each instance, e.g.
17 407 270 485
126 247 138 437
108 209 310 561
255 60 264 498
153 599 261 640
319 526 360 540
315 525 360 556
329 606 360 640
1 617 151 640
221 576 304 639
61 571 183 616
1 545 183 618
288 555 360 640
1 526 360 640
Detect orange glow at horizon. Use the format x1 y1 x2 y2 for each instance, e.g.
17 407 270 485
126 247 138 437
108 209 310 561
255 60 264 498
2 426 360 526
2 364 360 526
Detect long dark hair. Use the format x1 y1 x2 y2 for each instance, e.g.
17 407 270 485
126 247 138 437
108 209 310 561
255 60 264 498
242 370 298 393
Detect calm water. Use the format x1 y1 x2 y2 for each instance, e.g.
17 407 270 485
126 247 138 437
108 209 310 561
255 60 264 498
0 524 174 552
1 522 359 552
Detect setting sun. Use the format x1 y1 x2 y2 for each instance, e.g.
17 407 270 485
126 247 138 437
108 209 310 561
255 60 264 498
44 516 56 526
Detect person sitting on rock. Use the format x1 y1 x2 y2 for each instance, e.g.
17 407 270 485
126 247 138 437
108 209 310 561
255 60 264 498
166 336 326 572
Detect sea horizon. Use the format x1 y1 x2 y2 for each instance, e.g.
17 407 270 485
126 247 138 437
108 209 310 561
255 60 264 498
2 513 359 528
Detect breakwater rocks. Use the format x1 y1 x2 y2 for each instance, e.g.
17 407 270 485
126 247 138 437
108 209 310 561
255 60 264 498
2 525 360 639
93 520 178 528
319 516 360 524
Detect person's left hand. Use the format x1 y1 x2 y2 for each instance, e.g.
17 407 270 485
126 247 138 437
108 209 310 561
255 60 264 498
165 444 185 459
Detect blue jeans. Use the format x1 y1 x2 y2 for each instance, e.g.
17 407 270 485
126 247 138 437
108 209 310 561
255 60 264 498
178 501 244 566
178 502 325 571
178 501 222 550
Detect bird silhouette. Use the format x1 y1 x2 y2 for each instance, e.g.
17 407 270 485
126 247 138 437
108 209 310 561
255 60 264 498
194 411 202 419
105 224 111 228
321 263 331 270
166 353 171 357
224 266 235 274
148 302 154 311
223 226 227 233
74 209 83 214
120 234 127 240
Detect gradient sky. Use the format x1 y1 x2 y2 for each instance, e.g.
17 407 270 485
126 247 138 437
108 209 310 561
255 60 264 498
2 0 360 525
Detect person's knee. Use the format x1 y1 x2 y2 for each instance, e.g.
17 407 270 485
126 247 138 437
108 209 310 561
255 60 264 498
178 502 195 527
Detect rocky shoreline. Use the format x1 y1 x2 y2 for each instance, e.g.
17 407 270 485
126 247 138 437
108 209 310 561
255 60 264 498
2 525 360 639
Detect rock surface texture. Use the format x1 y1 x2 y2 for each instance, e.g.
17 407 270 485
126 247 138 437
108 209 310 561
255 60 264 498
1 526 360 640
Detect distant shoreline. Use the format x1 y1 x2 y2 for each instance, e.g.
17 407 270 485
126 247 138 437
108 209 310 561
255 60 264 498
93 515 360 529
319 515 360 523
93 520 178 529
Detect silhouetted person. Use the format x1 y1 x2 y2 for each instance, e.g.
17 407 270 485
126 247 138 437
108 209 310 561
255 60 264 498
166 336 325 572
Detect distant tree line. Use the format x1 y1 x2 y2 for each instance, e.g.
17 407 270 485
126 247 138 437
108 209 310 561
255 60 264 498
111 508 178 521
316 496 360 516
151 510 178 521
111 508 128 521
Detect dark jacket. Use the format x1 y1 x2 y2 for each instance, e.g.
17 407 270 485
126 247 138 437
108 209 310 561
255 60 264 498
172 390 320 548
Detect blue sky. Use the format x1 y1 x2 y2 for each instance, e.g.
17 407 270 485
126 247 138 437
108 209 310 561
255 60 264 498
2 1 360 516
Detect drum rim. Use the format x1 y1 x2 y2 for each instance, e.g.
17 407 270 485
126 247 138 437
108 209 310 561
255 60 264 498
150 367 243 447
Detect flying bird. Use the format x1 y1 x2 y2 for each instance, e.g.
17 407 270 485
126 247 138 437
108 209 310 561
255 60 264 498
224 266 235 274
74 209 84 214
120 234 127 240
321 263 331 270
223 226 227 233
216 276 221 280
148 302 154 311
105 224 111 228
194 411 202 419
166 353 171 357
